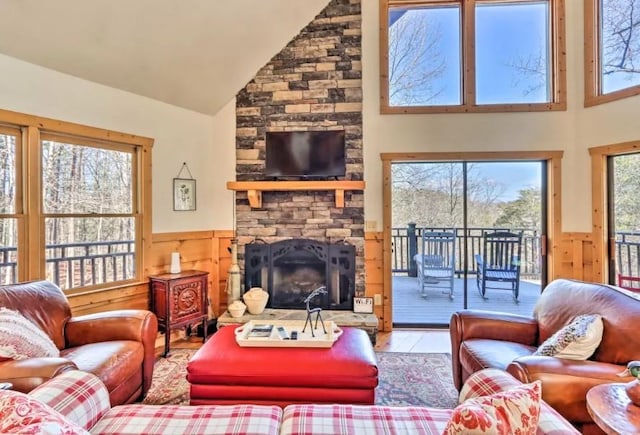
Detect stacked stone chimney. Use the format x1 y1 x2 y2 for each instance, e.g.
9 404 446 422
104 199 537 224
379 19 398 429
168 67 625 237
234 0 364 296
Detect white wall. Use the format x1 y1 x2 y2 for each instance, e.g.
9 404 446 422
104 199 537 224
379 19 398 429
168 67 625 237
361 0 640 233
2 0 639 236
0 53 235 233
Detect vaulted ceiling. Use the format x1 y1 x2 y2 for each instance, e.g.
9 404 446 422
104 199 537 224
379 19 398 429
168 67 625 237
0 0 329 115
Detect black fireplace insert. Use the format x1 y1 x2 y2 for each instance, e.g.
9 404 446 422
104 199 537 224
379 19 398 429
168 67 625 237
244 239 356 310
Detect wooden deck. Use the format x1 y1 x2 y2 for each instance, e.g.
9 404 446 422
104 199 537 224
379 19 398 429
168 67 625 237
392 275 541 326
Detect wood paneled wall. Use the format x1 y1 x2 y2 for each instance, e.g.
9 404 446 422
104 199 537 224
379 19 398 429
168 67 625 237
68 230 233 318
67 229 594 334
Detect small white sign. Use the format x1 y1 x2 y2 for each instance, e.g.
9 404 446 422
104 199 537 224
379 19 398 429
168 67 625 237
353 297 374 314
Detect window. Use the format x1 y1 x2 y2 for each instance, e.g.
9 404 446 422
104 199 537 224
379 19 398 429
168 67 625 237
380 0 566 113
0 127 20 285
0 110 152 293
585 0 640 106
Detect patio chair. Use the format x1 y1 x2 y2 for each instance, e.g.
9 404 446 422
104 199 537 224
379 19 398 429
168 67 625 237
413 231 456 299
475 230 523 302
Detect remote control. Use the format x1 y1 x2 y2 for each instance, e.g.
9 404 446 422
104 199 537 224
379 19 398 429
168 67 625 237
277 326 289 340
290 331 298 340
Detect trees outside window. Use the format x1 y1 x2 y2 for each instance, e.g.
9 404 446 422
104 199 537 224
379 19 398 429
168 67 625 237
0 110 152 293
585 0 640 105
380 0 566 113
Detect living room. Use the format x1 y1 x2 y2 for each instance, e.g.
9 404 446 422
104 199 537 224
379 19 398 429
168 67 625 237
0 0 639 433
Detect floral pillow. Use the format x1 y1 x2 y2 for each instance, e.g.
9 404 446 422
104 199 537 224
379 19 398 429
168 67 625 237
534 314 603 360
0 308 60 360
0 389 89 434
443 381 541 435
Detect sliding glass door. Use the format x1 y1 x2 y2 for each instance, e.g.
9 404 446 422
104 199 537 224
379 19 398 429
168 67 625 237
391 160 546 327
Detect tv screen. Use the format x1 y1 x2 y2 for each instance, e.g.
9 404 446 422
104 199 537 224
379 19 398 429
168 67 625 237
265 130 346 178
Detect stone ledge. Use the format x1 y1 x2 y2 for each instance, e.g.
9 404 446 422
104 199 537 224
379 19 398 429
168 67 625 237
217 308 379 344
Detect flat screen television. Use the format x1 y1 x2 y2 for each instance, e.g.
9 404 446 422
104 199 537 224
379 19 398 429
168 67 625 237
265 130 346 178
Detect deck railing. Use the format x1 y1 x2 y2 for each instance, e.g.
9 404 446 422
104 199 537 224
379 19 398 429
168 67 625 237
0 241 135 289
392 225 542 278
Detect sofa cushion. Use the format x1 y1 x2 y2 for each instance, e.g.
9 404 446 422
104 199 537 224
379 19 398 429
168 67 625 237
281 404 454 434
0 307 60 360
0 389 89 434
534 314 603 360
444 381 541 434
90 404 283 435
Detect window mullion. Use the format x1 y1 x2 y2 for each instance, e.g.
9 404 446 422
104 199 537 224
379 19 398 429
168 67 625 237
463 0 476 107
25 125 44 280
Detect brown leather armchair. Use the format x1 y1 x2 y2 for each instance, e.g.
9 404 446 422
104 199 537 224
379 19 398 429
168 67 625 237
0 280 158 406
450 278 640 433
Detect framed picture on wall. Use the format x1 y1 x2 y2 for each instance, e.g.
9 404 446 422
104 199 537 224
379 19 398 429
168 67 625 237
173 178 196 211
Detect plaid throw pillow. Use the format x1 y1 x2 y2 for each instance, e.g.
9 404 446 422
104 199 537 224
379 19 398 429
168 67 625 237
534 314 603 360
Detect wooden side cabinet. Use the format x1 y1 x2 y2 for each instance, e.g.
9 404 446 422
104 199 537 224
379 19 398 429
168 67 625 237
149 270 209 357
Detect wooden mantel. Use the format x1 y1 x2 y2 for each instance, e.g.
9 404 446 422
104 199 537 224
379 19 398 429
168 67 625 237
227 180 366 208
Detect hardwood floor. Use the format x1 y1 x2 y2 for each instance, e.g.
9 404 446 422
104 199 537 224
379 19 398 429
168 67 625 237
166 328 452 355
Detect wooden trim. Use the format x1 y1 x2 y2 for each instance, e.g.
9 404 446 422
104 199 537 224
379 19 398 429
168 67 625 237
553 0 567 109
583 0 598 106
381 151 563 327
25 126 43 280
583 0 640 107
547 153 562 279
152 230 215 243
463 1 475 106
379 0 390 111
139 140 153 281
587 140 640 283
379 0 567 114
381 150 564 161
381 158 393 332
0 108 153 146
227 181 366 209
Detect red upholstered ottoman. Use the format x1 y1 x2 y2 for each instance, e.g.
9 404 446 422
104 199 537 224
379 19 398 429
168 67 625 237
187 325 378 407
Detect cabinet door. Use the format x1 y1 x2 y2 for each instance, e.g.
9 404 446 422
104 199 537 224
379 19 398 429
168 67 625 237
170 277 205 323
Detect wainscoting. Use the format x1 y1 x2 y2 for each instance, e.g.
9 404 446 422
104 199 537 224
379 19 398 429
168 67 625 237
66 229 594 335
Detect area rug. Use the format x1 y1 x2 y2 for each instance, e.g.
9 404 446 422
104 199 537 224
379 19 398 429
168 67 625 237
143 349 459 408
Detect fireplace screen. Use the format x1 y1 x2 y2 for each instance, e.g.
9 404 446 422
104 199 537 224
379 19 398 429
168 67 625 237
244 239 355 310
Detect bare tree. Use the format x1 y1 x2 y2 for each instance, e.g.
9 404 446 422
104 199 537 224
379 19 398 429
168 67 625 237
388 10 447 105
392 163 506 229
602 0 640 76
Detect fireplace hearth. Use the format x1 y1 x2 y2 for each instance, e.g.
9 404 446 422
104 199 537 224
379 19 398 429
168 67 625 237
244 239 356 310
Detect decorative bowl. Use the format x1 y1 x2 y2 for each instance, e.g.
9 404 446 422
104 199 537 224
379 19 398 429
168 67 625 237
228 300 247 318
243 287 269 315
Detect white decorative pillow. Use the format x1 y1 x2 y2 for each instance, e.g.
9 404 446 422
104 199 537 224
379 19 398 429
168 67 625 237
534 314 603 360
0 308 60 360
443 381 541 435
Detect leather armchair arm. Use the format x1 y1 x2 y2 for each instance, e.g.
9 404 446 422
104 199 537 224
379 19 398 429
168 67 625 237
508 356 630 424
0 358 77 393
65 309 158 396
449 310 538 391
65 309 157 346
450 310 538 345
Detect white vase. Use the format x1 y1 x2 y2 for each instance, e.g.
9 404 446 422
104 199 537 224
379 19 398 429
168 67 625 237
170 252 181 274
243 287 269 314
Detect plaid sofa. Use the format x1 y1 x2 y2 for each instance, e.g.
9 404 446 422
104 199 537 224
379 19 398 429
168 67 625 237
17 368 577 434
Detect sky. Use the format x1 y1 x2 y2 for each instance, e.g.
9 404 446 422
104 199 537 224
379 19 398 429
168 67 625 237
390 2 550 106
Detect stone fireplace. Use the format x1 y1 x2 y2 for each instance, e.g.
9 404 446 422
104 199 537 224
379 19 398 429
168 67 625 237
244 239 356 310
233 0 364 307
